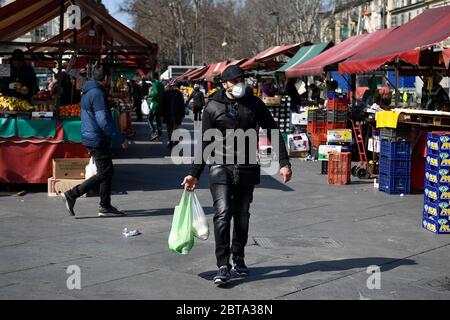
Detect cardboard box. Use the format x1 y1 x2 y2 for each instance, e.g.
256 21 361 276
327 129 353 143
291 112 307 125
262 96 281 106
48 178 85 197
368 138 381 153
318 145 343 161
52 158 90 179
287 133 309 156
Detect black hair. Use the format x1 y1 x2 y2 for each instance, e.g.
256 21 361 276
153 72 160 80
92 65 111 82
12 49 24 62
328 80 338 91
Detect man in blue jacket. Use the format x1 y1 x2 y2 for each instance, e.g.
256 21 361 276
62 65 126 217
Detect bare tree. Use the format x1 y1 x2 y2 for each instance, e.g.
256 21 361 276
124 0 334 71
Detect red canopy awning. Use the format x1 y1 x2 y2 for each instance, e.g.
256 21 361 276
0 0 159 70
176 68 197 81
339 6 450 74
444 48 450 69
241 43 305 71
203 61 229 81
187 66 209 81
285 29 392 78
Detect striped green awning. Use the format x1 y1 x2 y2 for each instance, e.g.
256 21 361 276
277 42 332 73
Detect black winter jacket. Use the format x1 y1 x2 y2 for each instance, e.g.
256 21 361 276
190 89 290 184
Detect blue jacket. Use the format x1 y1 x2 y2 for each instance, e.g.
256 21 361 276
81 80 125 148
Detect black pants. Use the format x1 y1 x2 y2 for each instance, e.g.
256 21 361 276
134 100 143 122
68 147 114 208
194 107 202 121
210 183 255 268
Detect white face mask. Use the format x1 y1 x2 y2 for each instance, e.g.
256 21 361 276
228 82 246 99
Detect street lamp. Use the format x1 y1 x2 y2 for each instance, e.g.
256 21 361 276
222 39 227 60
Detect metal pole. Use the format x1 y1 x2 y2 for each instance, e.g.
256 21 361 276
56 0 64 112
276 13 280 46
178 23 182 65
395 58 399 108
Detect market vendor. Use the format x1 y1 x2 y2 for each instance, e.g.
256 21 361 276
421 73 450 111
261 78 276 98
324 80 339 108
1 49 38 102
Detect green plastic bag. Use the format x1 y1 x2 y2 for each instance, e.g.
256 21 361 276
168 191 195 254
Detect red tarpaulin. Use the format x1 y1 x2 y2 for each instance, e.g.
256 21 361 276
0 124 89 184
241 43 305 71
339 6 450 74
285 29 392 78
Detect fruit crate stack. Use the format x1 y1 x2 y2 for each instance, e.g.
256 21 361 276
328 152 352 185
307 108 327 148
326 98 348 134
423 131 450 234
378 135 411 195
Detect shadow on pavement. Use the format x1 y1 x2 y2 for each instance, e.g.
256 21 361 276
198 257 417 289
74 206 214 219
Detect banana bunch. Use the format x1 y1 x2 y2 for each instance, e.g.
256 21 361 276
0 96 35 112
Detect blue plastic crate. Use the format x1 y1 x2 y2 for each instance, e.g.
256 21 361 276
422 216 450 234
425 152 450 171
380 139 411 159
379 156 411 176
425 168 450 186
424 185 450 202
378 173 410 195
423 197 450 221
427 132 450 153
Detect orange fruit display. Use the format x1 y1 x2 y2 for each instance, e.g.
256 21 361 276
60 104 81 117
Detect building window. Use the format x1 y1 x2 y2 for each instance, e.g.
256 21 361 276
392 16 398 27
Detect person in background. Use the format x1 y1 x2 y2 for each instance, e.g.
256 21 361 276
162 82 186 148
61 65 127 217
130 79 143 122
186 83 205 123
2 49 38 102
147 72 165 141
285 78 303 112
261 78 276 98
309 83 323 105
422 73 450 111
324 80 339 109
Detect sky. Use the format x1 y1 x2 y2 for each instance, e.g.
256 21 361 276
102 0 133 28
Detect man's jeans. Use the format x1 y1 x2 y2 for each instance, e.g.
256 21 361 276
210 183 255 268
68 147 114 208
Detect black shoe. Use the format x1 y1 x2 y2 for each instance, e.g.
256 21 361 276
232 256 249 276
61 192 76 216
98 206 125 217
213 266 231 286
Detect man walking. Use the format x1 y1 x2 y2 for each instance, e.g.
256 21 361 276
162 82 185 148
186 84 205 123
146 72 165 141
181 65 292 286
130 79 143 122
62 65 127 217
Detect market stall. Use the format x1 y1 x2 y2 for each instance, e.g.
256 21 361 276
0 0 158 184
335 5 450 197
